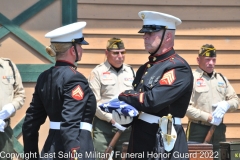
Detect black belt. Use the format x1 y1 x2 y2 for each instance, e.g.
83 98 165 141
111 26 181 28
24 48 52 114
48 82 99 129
190 119 223 126
190 120 211 126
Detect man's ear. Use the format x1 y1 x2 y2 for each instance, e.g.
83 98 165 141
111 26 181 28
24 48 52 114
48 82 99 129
197 56 200 65
70 46 75 56
165 32 172 42
105 49 108 56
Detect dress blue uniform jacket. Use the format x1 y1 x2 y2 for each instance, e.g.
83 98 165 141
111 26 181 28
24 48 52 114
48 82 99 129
22 61 96 160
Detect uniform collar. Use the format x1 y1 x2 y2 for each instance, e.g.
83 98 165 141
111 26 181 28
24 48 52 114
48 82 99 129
55 60 76 68
148 48 176 63
104 60 126 72
196 67 217 78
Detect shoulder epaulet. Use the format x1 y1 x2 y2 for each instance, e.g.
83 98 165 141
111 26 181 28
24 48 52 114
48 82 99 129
95 62 105 68
91 63 104 71
123 63 131 67
192 70 199 77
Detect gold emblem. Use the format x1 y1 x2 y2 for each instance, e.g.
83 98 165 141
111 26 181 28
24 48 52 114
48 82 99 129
73 150 77 160
112 44 118 49
141 13 145 19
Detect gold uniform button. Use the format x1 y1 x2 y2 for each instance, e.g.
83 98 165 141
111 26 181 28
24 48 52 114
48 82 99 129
141 80 143 83
134 84 136 87
171 57 174 60
145 72 148 75
153 57 156 61
139 89 141 92
147 64 151 68
72 150 77 160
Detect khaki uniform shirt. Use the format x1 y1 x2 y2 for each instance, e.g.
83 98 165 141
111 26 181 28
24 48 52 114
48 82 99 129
186 67 239 123
0 58 25 115
88 61 135 122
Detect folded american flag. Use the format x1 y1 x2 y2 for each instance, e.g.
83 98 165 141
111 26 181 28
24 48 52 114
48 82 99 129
99 98 138 117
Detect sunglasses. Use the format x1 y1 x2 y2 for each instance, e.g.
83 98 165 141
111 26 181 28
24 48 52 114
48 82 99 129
110 51 126 56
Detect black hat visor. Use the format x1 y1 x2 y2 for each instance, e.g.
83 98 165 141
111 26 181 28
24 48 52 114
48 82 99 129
138 25 166 33
74 37 89 45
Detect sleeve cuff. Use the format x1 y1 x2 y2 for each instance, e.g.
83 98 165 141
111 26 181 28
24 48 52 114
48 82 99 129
201 112 210 122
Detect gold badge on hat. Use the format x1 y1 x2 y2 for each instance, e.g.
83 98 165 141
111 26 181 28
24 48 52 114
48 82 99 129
141 13 145 19
112 44 118 49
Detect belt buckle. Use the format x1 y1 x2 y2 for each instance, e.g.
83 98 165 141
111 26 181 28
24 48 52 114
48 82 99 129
197 120 209 126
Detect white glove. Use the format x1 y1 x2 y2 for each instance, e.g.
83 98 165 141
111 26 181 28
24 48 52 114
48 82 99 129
112 110 133 125
212 101 230 118
0 103 16 120
112 122 126 131
210 116 222 126
0 119 6 132
109 96 119 102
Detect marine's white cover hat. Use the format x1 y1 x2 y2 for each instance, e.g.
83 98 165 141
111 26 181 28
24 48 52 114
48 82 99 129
138 11 182 33
45 21 88 45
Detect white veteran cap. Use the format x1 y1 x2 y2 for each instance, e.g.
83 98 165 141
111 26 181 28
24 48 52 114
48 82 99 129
138 11 182 33
45 21 88 45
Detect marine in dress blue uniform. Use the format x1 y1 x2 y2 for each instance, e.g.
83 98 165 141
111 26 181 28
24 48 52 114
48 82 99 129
22 22 96 160
116 11 193 160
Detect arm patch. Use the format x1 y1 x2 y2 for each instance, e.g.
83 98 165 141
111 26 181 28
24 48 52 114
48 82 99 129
159 69 176 85
72 85 84 100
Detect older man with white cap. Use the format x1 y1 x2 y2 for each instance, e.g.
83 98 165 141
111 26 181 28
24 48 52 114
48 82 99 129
22 22 96 160
114 11 193 160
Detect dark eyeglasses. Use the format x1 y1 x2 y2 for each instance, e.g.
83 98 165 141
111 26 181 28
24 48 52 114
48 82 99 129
111 51 126 56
